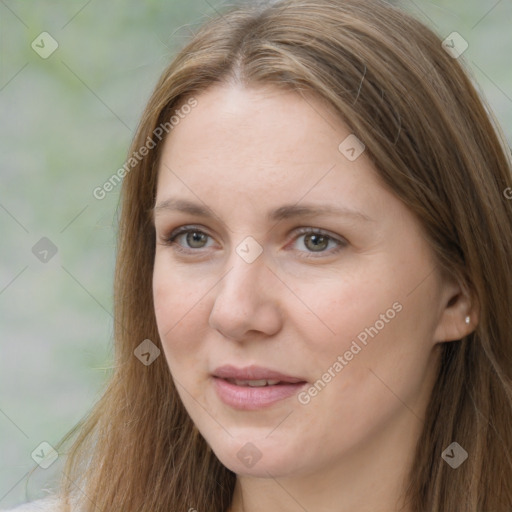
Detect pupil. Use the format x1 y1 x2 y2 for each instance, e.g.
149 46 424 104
187 232 206 248
306 233 328 251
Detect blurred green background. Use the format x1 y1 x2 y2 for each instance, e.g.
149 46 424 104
0 0 511 508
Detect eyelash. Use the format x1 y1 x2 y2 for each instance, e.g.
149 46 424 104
159 225 347 259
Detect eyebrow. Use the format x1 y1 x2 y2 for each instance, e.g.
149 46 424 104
152 198 373 223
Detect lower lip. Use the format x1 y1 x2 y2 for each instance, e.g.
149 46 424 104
212 377 307 410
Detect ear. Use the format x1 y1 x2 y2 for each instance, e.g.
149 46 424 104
433 276 479 343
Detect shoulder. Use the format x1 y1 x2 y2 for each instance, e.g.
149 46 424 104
1 497 64 511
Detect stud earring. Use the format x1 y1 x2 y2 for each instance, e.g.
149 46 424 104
465 315 470 325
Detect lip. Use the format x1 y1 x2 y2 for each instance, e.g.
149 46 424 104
212 365 308 410
212 364 307 383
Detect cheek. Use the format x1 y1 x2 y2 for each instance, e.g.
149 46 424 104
152 259 208 366
309 288 437 429
294 264 436 408
153 255 206 326
295 309 435 459
289 271 393 355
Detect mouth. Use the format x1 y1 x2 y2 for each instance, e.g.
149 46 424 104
224 378 288 387
211 365 308 410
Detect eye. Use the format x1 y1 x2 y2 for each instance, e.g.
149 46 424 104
289 227 346 258
160 226 215 253
159 225 347 258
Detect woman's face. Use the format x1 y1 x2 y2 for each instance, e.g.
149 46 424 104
152 83 454 479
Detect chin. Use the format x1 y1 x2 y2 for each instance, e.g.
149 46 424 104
206 432 308 478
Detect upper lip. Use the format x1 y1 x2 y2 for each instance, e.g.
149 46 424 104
212 364 307 383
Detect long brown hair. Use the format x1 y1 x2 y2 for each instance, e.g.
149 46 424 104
57 0 512 510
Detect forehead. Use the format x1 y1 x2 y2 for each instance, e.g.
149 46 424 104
162 83 343 159
155 83 388 219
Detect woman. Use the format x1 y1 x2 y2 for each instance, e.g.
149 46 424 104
7 0 512 510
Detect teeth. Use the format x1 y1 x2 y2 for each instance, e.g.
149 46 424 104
232 379 281 387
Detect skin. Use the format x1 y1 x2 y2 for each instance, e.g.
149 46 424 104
152 83 477 512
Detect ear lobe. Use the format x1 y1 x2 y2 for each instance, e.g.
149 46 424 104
433 280 479 343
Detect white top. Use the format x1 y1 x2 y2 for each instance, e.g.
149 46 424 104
1 497 63 511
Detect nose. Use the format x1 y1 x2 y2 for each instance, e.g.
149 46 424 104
208 248 283 341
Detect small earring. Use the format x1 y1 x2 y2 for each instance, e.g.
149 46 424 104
465 315 470 325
